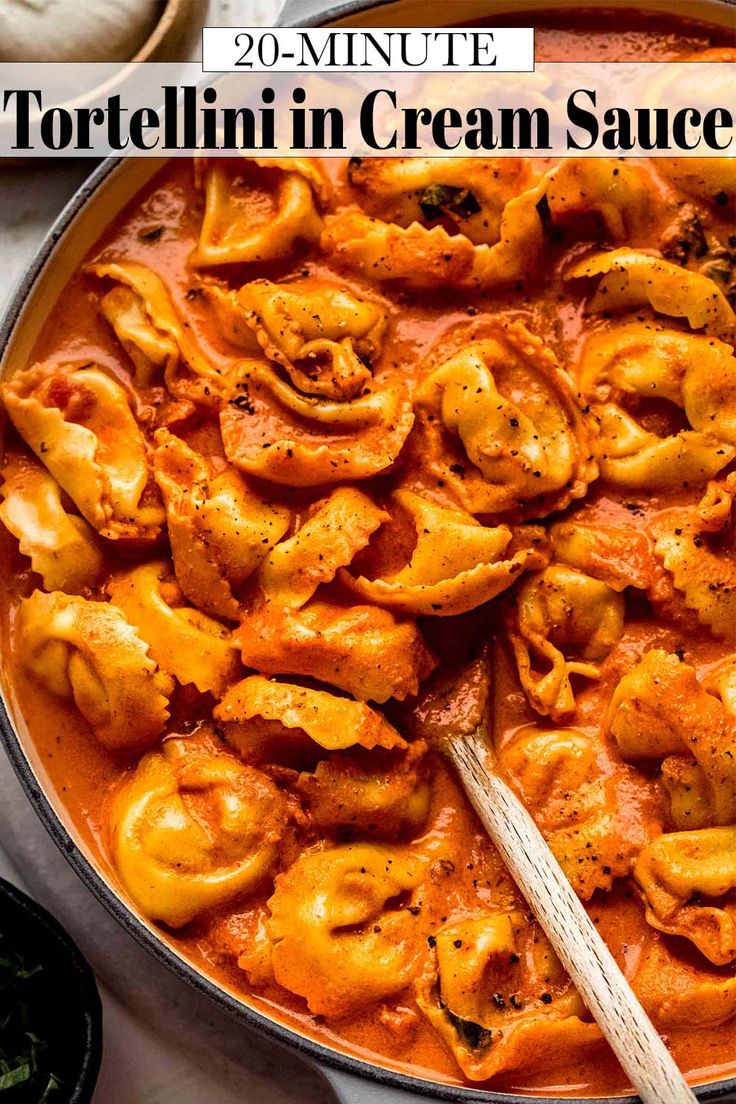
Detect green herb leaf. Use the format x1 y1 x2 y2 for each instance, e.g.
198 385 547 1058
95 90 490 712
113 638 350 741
0 1061 31 1089
420 184 481 222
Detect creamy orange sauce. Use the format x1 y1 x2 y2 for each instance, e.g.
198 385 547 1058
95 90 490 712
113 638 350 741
1 10 736 1099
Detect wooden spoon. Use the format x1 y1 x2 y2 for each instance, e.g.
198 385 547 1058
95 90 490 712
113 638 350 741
426 655 697 1104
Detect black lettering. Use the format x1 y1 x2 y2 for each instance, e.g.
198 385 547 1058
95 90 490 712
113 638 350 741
500 107 550 150
432 107 462 150
360 88 397 150
129 106 159 150
672 107 702 150
74 105 105 151
309 106 344 149
4 89 42 150
40 107 72 150
703 107 732 151
473 32 496 67
566 88 598 150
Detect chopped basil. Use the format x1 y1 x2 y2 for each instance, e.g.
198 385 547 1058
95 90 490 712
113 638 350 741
0 934 62 1100
419 184 481 222
443 1006 492 1050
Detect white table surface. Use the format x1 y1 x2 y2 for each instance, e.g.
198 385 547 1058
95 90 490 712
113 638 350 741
0 3 339 1102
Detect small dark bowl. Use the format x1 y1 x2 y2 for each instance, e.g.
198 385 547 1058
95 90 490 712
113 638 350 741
0 877 102 1104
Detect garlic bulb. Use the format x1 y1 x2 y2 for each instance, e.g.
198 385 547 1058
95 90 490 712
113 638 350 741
0 0 162 62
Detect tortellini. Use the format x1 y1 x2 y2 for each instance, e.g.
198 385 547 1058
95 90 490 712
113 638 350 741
321 209 480 290
344 490 547 617
414 320 597 518
634 828 736 965
107 561 240 697
416 912 599 1081
110 735 287 927
651 479 736 643
470 157 656 289
220 360 414 486
324 159 654 291
348 156 536 245
579 323 736 443
500 726 660 898
153 429 290 619
549 517 655 592
663 755 735 833
194 157 329 266
506 565 625 720
632 933 736 1030
267 844 427 1017
235 599 436 704
659 158 736 203
18 590 172 750
8 135 736 1091
595 403 734 490
2 361 164 541
569 248 736 340
577 320 736 488
255 486 387 609
91 261 239 406
0 453 103 593
210 277 387 401
294 742 431 838
215 676 407 755
604 649 736 827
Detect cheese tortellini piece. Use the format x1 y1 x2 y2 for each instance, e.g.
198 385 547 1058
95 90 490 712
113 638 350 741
471 157 656 289
415 320 597 518
235 598 436 704
91 261 236 406
569 248 736 340
596 403 734 490
2 361 164 541
107 560 240 698
267 844 427 1017
110 735 287 927
215 676 407 757
210 277 387 401
321 209 480 290
220 360 414 486
345 490 546 617
500 726 660 899
0 453 103 593
634 828 736 965
324 158 654 291
295 742 431 838
651 479 736 643
153 429 290 619
18 590 172 750
549 517 655 592
659 158 736 203
194 157 329 266
632 933 736 1030
416 912 599 1081
577 320 736 488
256 486 387 609
604 649 736 827
507 565 625 720
347 155 536 246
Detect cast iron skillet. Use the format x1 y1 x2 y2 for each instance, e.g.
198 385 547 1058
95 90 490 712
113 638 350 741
1 8 736 1099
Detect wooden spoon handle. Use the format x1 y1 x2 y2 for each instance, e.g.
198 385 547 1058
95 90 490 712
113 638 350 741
449 732 697 1104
